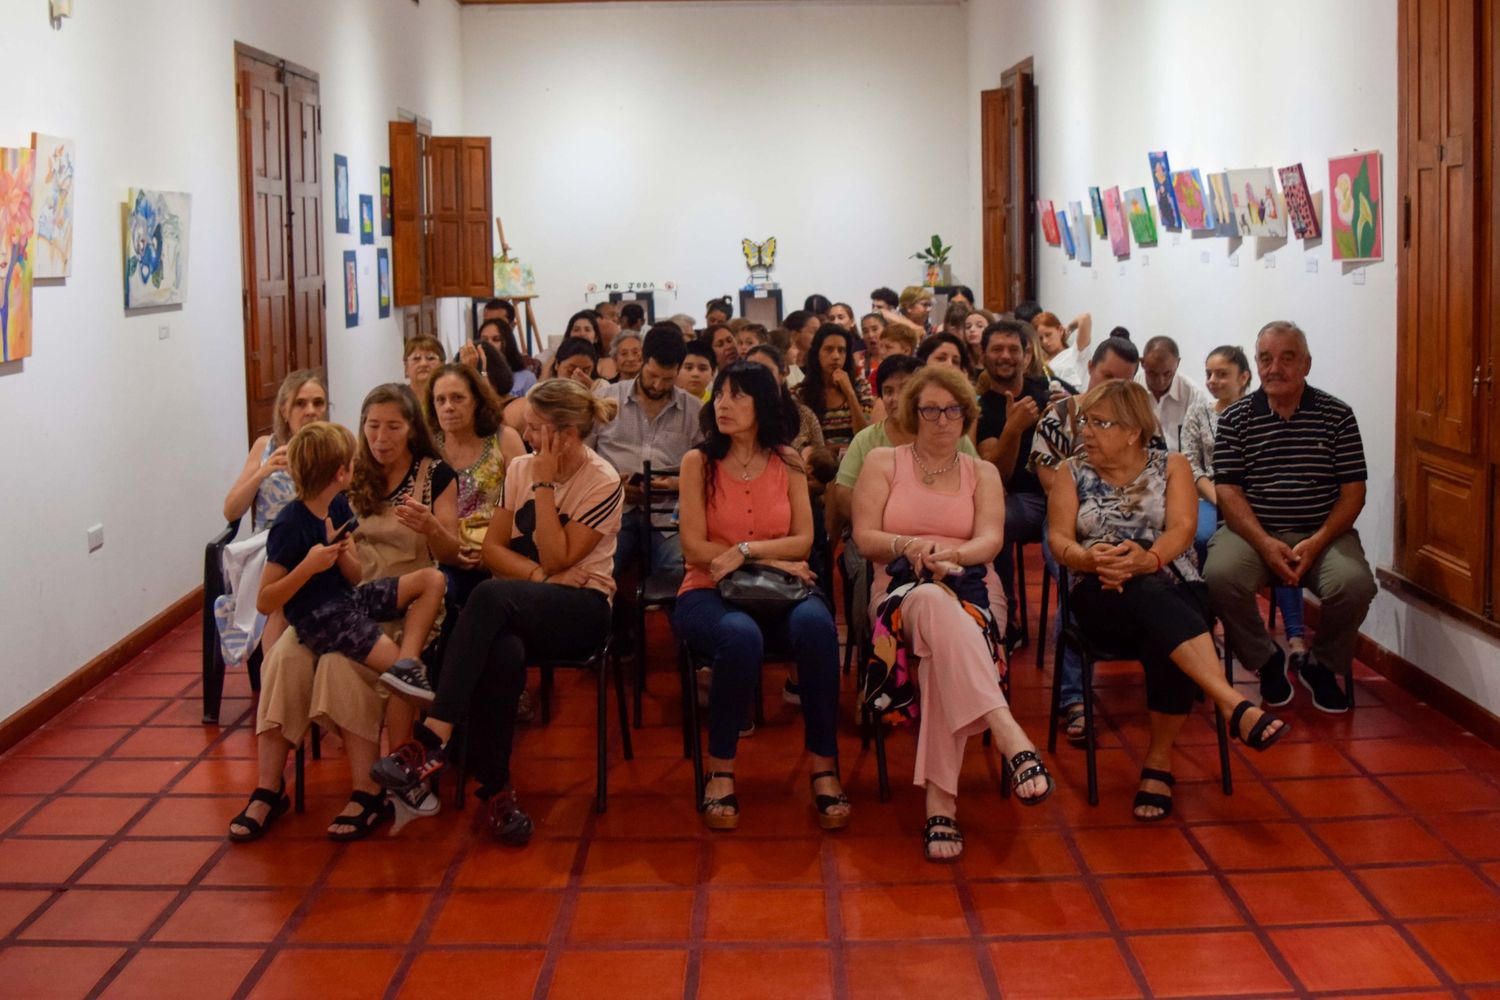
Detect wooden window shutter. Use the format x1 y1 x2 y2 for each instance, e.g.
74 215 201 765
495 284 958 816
428 136 493 297
388 120 423 307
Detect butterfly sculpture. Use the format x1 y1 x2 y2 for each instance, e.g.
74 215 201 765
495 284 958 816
741 237 777 288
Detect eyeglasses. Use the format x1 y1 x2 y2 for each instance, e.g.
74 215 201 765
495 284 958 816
1077 415 1119 429
917 404 965 423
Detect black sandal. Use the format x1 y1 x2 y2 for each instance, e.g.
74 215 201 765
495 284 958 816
1230 700 1289 752
1062 704 1089 747
228 784 290 843
484 787 534 846
810 770 851 831
1133 768 1175 822
327 789 394 842
701 771 739 831
923 815 964 863
1008 749 1054 805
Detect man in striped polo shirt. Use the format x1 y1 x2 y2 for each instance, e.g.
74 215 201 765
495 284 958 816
1204 321 1376 713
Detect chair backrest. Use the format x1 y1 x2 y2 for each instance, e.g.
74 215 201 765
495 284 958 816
641 460 681 572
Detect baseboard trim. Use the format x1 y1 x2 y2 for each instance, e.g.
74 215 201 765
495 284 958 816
0 588 202 755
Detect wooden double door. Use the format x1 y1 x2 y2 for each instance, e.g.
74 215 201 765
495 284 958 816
236 47 326 442
979 60 1036 314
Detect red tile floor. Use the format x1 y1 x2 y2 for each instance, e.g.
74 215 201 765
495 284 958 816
3 561 1500 998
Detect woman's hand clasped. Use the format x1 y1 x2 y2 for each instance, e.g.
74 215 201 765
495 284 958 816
709 545 747 583
1091 540 1153 591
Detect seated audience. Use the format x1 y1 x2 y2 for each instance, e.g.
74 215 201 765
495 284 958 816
860 311 888 359
1205 321 1374 713
673 361 848 831
852 365 1052 862
469 340 517 404
564 310 603 347
704 322 741 371
828 302 857 330
606 329 644 384
1033 311 1091 389
942 300 970 340
231 416 447 843
470 318 537 396
797 324 872 454
745 343 829 465
592 328 702 573
403 336 445 405
370 379 626 844
803 293 833 318
669 313 698 341
899 286 934 333
1139 335 1210 451
783 310 822 371
976 320 1053 645
915 332 968 373
1048 379 1288 820
218 369 329 664
481 297 517 330
962 307 993 371
1013 299 1043 324
734 322 768 357
876 321 919 361
706 296 733 327
427 362 526 608
870 286 900 314
950 285 976 309
678 340 717 400
619 302 646 337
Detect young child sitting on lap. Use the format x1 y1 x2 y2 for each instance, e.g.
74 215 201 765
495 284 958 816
258 421 445 700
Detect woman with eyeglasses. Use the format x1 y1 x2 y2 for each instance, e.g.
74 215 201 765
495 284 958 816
1047 379 1288 824
851 365 1052 864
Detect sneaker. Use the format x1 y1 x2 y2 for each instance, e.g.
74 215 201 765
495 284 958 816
1298 657 1351 714
1258 649 1294 707
782 679 802 706
483 787 534 846
380 658 435 703
370 734 447 793
388 780 439 835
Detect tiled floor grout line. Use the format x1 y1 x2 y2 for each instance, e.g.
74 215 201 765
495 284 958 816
528 804 601 998
381 811 478 999
820 836 851 999
681 827 713 999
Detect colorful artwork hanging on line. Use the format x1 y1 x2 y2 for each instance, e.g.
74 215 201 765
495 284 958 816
1171 169 1216 232
1123 187 1158 245
343 250 359 327
379 167 392 237
1279 163 1321 240
124 188 192 309
1038 200 1061 246
0 148 35 362
1207 172 1240 237
29 134 73 279
1226 167 1286 238
1089 186 1107 239
334 154 349 234
1103 186 1129 258
377 248 391 318
1058 210 1075 257
1148 151 1181 230
1328 151 1381 261
1069 200 1091 265
359 195 374 245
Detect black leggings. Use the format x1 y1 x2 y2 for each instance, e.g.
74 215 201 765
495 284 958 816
433 579 610 796
1069 573 1211 715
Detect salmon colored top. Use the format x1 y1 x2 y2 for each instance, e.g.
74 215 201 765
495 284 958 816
680 450 793 594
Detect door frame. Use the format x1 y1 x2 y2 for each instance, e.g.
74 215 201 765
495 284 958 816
980 58 1036 312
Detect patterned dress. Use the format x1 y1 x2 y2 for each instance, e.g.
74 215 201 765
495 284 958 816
1064 448 1200 589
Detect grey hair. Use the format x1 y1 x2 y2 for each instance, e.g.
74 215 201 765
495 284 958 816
610 329 643 359
669 313 696 336
1255 320 1309 354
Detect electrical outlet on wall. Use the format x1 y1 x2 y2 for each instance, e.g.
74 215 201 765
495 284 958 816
87 524 103 552
158 325 170 340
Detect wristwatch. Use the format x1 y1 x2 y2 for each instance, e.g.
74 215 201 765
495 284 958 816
737 541 752 559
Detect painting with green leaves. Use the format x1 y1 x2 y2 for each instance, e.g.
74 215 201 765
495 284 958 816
1123 187 1158 245
1328 151 1381 262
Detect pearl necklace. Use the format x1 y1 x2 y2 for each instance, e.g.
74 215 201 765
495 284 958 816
912 446 960 485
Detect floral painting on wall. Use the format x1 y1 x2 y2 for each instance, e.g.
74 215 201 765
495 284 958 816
1123 187 1158 245
30 134 73 279
1279 163 1321 240
1329 151 1381 261
0 148 35 361
124 188 192 309
1069 200 1091 265
1171 168 1216 232
1103 186 1129 258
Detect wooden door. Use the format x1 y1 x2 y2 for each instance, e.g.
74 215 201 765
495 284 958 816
1012 64 1036 306
1488 0 1499 620
428 136 493 298
286 72 325 377
980 87 1010 312
237 55 290 440
1397 0 1490 610
389 121 424 308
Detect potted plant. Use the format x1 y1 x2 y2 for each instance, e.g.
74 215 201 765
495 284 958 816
911 234 953 286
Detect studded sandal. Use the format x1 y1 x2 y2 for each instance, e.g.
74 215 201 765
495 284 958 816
1008 749 1054 805
701 770 739 831
923 815 964 863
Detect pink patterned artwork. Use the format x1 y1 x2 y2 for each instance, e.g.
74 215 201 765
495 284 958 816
1278 163 1321 240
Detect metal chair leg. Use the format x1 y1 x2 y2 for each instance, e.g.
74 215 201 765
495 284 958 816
1082 654 1098 806
540 666 553 724
310 723 322 761
871 709 891 802
1014 541 1030 648
293 742 306 814
613 647 633 761
596 651 608 814
1036 562 1052 669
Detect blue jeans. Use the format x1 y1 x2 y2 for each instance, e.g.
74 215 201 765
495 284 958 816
614 508 684 575
673 588 840 761
1194 498 1218 569
1199 500 1305 640
993 490 1048 630
1041 528 1084 709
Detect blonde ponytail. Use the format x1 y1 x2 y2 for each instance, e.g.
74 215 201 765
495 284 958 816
527 378 615 437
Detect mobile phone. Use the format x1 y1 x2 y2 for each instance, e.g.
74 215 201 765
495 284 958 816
628 472 645 487
329 516 359 543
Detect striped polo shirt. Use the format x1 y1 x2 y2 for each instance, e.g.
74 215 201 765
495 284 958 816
1213 385 1366 533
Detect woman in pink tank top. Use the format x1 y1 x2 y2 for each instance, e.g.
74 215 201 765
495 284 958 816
675 362 848 833
852 366 1053 863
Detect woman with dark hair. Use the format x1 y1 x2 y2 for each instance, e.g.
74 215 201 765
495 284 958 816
403 336 446 404
745 343 825 455
962 308 994 371
563 310 602 345
803 293 833 317
512 337 603 433
706 296 733 326
797 325 872 454
674 361 847 831
703 322 740 370
827 302 857 330
468 318 536 397
916 332 969 373
942 301 971 340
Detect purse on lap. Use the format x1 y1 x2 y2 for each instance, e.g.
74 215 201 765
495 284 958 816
717 563 811 619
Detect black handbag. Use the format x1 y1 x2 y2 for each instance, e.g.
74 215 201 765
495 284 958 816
717 563 811 619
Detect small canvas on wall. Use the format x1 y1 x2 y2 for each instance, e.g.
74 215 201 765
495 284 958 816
1226 167 1286 238
1172 169 1216 232
359 194 374 245
1279 163 1321 240
1039 200 1061 245
380 167 393 237
1103 186 1129 258
30 134 73 279
1069 200 1091 265
1123 187 1158 245
1058 210 1075 257
377 248 391 319
124 188 192 309
1089 186 1106 239
1208 172 1240 238
1 147 35 362
1328 151 1381 261
334 154 350 234
1148 151 1181 229
344 250 359 327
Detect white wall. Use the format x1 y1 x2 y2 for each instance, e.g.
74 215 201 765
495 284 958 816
965 0 1500 716
0 0 464 723
460 0 970 338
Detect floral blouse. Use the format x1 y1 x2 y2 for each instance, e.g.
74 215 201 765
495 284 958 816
1065 448 1199 587
451 433 508 549
816 378 874 453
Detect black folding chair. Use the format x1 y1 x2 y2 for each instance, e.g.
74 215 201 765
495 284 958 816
202 517 243 724
631 461 683 728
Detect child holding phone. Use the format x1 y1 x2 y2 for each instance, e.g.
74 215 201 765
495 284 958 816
257 421 446 702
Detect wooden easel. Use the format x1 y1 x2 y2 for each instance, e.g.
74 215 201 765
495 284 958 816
494 217 541 356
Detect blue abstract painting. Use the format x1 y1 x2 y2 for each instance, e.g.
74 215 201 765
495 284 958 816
124 188 191 309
